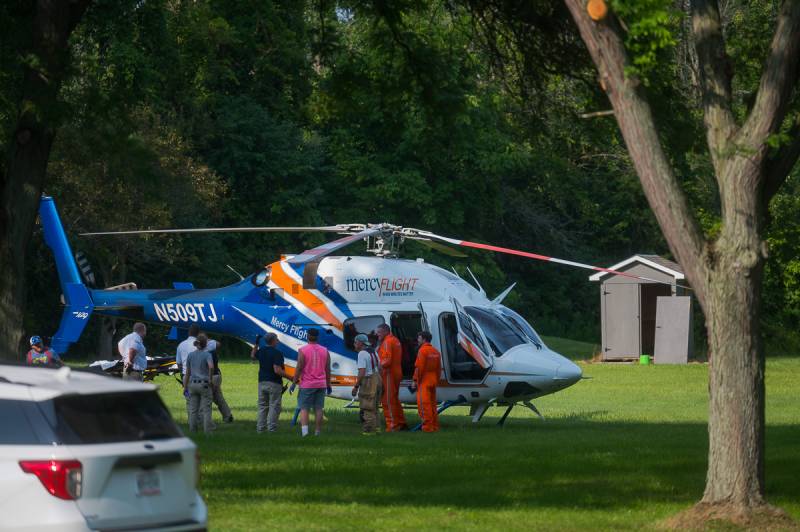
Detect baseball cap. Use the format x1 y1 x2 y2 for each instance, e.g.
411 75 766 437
29 335 42 346
354 333 370 345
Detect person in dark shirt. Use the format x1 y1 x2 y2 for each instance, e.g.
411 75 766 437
251 333 288 433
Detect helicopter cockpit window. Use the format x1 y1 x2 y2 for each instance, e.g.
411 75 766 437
464 307 529 357
497 306 544 349
343 315 385 352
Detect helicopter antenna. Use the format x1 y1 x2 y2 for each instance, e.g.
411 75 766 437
466 267 486 297
226 264 245 281
491 282 516 306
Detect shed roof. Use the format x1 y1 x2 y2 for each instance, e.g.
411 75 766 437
588 254 684 282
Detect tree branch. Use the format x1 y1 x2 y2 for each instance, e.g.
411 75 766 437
764 118 800 203
691 0 737 174
563 0 710 311
738 0 800 153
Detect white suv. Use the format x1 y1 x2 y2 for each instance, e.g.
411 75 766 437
0 364 207 531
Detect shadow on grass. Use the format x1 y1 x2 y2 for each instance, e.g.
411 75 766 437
191 414 799 512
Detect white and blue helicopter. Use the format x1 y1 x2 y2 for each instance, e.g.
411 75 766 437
40 195 652 424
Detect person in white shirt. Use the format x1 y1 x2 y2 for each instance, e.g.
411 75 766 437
118 322 147 381
351 334 382 435
177 325 231 424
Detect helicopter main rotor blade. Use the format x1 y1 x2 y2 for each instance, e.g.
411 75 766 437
413 230 688 287
287 227 382 265
80 225 365 237
405 237 469 258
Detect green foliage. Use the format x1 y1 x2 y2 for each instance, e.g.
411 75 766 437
4 0 797 356
611 0 678 81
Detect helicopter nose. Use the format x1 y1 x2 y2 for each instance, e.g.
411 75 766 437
555 360 582 386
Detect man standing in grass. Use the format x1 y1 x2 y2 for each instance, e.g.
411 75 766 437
351 334 382 435
183 334 216 434
252 333 288 433
413 331 441 433
293 328 331 437
377 323 408 431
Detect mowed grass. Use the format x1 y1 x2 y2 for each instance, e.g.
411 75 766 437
157 354 800 531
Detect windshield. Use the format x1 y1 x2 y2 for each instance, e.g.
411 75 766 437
465 307 529 356
497 306 544 349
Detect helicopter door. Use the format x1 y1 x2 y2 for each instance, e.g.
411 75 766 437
451 298 493 371
391 311 425 379
417 302 429 331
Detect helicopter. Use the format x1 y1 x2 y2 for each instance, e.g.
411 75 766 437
39 195 664 424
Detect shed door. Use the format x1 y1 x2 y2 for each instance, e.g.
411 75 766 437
603 283 640 359
654 296 691 364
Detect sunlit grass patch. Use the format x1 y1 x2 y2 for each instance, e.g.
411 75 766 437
157 352 800 531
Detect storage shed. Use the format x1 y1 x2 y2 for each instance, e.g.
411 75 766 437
589 255 692 364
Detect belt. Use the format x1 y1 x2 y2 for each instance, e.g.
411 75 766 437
190 379 209 383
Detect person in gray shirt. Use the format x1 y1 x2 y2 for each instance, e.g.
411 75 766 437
183 334 216 433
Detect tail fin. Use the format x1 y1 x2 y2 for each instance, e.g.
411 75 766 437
39 196 94 354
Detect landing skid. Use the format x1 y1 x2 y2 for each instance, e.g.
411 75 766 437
497 400 544 426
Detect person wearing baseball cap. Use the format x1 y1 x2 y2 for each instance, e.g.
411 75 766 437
352 333 382 435
25 336 61 367
251 332 288 433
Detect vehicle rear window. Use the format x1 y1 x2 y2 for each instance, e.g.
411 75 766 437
0 400 41 444
38 391 182 444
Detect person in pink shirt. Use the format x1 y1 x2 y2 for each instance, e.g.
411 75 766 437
293 329 331 437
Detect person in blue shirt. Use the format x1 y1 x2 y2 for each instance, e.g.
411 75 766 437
251 333 288 433
25 336 61 367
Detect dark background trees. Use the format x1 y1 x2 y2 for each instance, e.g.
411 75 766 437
2 0 797 359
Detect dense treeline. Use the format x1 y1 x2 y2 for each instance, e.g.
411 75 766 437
1 0 797 358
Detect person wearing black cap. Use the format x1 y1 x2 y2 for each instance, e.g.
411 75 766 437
251 333 289 433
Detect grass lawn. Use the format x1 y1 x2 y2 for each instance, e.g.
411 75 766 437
157 354 800 531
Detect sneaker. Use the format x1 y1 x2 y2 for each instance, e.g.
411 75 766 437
224 415 234 423
314 430 321 436
361 431 376 436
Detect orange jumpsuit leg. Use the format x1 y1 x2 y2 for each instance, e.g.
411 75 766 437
430 383 439 431
390 369 407 430
416 386 426 430
420 382 438 432
381 373 393 432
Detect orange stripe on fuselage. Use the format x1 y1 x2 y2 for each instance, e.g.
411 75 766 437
270 262 343 331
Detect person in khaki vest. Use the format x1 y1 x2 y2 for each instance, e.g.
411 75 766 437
351 334 383 435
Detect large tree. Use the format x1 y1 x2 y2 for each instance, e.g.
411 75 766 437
564 0 800 525
0 0 90 359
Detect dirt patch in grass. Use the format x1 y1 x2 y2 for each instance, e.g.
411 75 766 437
660 502 798 531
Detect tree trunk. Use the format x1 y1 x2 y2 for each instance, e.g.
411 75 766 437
562 0 800 525
0 0 91 360
704 263 765 507
703 160 767 507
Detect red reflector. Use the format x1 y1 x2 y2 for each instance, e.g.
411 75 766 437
19 460 82 500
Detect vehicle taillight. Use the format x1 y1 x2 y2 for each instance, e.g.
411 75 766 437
19 460 82 500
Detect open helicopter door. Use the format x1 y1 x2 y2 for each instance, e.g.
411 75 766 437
451 297 493 372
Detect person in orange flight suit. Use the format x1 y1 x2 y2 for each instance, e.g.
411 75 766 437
376 323 408 431
413 330 442 433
